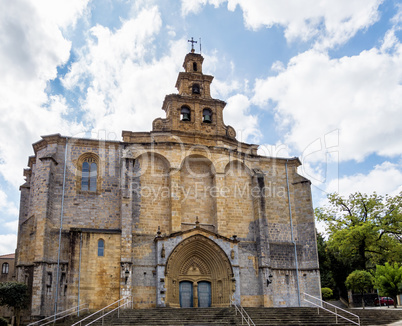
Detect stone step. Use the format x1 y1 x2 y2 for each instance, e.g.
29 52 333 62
56 307 402 326
244 307 402 326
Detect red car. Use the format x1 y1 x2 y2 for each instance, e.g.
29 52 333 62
374 297 394 306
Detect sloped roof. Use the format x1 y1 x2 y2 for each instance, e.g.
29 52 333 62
0 253 15 259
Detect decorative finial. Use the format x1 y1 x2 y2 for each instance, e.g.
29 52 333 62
195 216 200 227
188 37 197 53
157 226 161 237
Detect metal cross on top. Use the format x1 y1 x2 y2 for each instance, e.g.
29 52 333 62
188 37 197 52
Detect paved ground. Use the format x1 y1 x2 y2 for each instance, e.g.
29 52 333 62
349 306 402 326
350 306 402 310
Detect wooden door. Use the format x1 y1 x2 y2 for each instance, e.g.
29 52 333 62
179 281 193 308
198 281 211 308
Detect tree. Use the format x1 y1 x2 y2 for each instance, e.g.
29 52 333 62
316 192 402 270
345 270 374 309
375 262 402 308
0 282 29 326
321 287 333 300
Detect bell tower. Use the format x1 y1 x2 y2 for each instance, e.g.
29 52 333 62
175 52 213 98
152 44 236 140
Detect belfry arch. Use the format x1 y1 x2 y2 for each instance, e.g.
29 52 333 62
165 234 234 308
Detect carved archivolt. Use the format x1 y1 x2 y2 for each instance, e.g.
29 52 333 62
165 234 234 307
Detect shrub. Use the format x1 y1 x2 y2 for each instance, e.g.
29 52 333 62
0 317 8 326
322 287 333 300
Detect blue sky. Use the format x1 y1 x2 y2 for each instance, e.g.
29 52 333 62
0 0 401 255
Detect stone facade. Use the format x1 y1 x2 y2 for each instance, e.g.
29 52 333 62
0 253 16 321
15 50 320 319
0 253 14 283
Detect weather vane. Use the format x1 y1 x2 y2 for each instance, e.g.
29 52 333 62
188 37 197 53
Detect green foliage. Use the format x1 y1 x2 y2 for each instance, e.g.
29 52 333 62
0 282 29 310
316 192 402 270
0 282 29 326
321 287 333 300
0 317 8 326
345 270 374 309
375 262 402 308
345 270 374 293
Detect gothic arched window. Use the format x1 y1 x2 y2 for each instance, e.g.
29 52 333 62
81 161 97 191
2 263 9 274
193 62 197 72
77 153 100 193
203 108 212 123
98 239 105 257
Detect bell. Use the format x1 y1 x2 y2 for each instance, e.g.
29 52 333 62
204 114 211 123
182 113 190 121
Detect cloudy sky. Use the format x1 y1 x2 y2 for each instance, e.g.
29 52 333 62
0 0 401 255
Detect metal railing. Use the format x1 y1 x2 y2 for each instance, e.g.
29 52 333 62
27 303 89 326
303 293 360 326
230 296 255 326
71 296 132 326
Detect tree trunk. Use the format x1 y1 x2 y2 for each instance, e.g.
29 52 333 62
361 292 365 309
15 309 20 326
392 296 398 308
358 240 366 270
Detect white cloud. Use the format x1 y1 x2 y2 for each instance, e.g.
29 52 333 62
31 0 89 29
63 6 187 136
181 0 222 16
0 190 19 217
181 0 382 48
5 221 18 233
223 94 261 143
61 5 260 146
0 0 88 188
325 161 402 197
0 234 17 256
252 44 402 162
257 143 293 159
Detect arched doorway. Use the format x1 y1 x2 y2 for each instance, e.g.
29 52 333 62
165 234 234 308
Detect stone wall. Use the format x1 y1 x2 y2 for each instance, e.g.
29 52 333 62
68 230 121 311
16 125 320 317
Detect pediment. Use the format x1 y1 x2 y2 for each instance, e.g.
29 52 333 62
154 224 237 244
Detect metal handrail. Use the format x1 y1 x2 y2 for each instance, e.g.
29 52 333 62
71 296 132 326
27 303 89 326
303 293 360 326
230 296 255 326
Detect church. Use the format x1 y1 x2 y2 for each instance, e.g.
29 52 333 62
15 48 320 319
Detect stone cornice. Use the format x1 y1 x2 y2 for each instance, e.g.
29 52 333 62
28 156 36 168
154 224 238 244
70 228 122 234
162 94 226 111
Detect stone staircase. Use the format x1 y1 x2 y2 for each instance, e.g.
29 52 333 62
244 307 402 325
57 307 402 326
60 308 236 325
351 308 402 326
